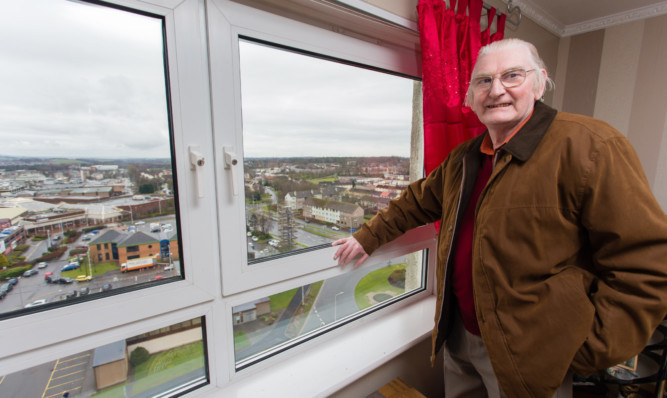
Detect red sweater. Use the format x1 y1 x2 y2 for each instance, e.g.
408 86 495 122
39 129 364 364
451 153 492 335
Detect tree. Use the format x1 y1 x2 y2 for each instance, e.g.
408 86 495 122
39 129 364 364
139 183 155 194
129 346 150 366
0 254 8 269
127 165 139 184
257 213 273 236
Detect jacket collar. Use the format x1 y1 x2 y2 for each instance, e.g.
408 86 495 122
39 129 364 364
456 101 558 163
499 101 558 162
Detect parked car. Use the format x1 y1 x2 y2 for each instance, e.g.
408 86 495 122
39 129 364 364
61 263 80 272
81 234 94 241
36 262 47 269
75 245 88 250
24 299 48 308
7 278 18 286
102 283 112 291
45 274 59 284
23 269 38 277
75 275 92 282
64 290 78 300
57 277 74 284
79 287 90 295
331 226 340 231
164 264 174 271
135 221 145 225
0 283 12 295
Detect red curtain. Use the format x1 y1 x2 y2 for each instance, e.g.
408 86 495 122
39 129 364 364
418 0 506 175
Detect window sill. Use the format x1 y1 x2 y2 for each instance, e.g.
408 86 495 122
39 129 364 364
209 295 436 397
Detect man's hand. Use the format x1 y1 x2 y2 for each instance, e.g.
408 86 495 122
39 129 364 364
332 237 369 267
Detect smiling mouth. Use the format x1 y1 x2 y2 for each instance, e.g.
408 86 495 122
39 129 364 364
487 103 511 109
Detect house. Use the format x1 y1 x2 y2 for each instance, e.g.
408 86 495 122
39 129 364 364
92 341 128 390
302 197 364 229
284 190 314 210
232 297 271 324
89 230 179 265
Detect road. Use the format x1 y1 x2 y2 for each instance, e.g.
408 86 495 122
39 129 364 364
235 285 307 362
300 258 403 335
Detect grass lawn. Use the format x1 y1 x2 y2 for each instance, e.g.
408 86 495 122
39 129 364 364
93 341 205 397
307 176 337 184
269 288 297 311
354 263 406 309
61 260 118 278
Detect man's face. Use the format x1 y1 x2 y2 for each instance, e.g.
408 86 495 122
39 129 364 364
469 46 543 137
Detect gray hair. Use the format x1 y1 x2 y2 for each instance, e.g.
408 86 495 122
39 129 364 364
465 38 555 106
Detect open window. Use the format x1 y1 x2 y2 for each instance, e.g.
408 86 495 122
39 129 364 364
207 0 436 371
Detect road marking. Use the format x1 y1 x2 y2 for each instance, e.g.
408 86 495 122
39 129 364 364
59 354 90 363
42 359 60 398
42 354 91 398
52 361 88 374
52 369 85 380
47 377 84 390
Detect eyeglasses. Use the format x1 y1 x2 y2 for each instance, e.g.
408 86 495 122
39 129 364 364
469 68 535 92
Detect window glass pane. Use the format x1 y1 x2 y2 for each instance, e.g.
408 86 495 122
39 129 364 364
239 39 415 263
233 250 425 369
0 317 208 397
0 0 181 318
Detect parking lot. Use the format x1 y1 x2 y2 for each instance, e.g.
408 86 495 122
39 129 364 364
0 216 180 314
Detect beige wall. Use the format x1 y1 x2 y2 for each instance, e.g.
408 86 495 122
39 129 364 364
562 30 605 116
556 14 667 211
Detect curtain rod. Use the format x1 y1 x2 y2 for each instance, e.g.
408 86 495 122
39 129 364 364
485 0 522 27
323 0 522 34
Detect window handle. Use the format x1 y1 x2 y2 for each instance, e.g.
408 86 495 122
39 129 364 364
223 146 239 196
189 145 206 198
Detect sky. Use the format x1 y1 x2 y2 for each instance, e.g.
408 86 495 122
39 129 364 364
239 40 416 158
0 1 417 160
0 0 169 159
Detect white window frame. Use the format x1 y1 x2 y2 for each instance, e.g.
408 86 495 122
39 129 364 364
207 0 432 296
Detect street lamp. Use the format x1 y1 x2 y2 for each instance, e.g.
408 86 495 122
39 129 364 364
334 291 344 321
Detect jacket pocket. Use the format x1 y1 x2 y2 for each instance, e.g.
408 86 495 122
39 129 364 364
494 267 595 393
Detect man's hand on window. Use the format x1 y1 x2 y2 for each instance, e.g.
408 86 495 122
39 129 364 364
332 237 369 267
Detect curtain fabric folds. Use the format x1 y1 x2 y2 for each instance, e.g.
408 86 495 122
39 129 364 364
418 0 506 175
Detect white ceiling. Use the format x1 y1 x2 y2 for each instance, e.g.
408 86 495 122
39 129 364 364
509 0 667 37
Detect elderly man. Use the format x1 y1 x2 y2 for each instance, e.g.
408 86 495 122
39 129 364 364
333 38 667 397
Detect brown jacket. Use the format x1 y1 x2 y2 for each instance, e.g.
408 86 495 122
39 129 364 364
354 102 667 397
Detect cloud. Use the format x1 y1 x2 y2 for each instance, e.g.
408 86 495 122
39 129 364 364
239 40 417 158
0 1 418 161
0 0 168 159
